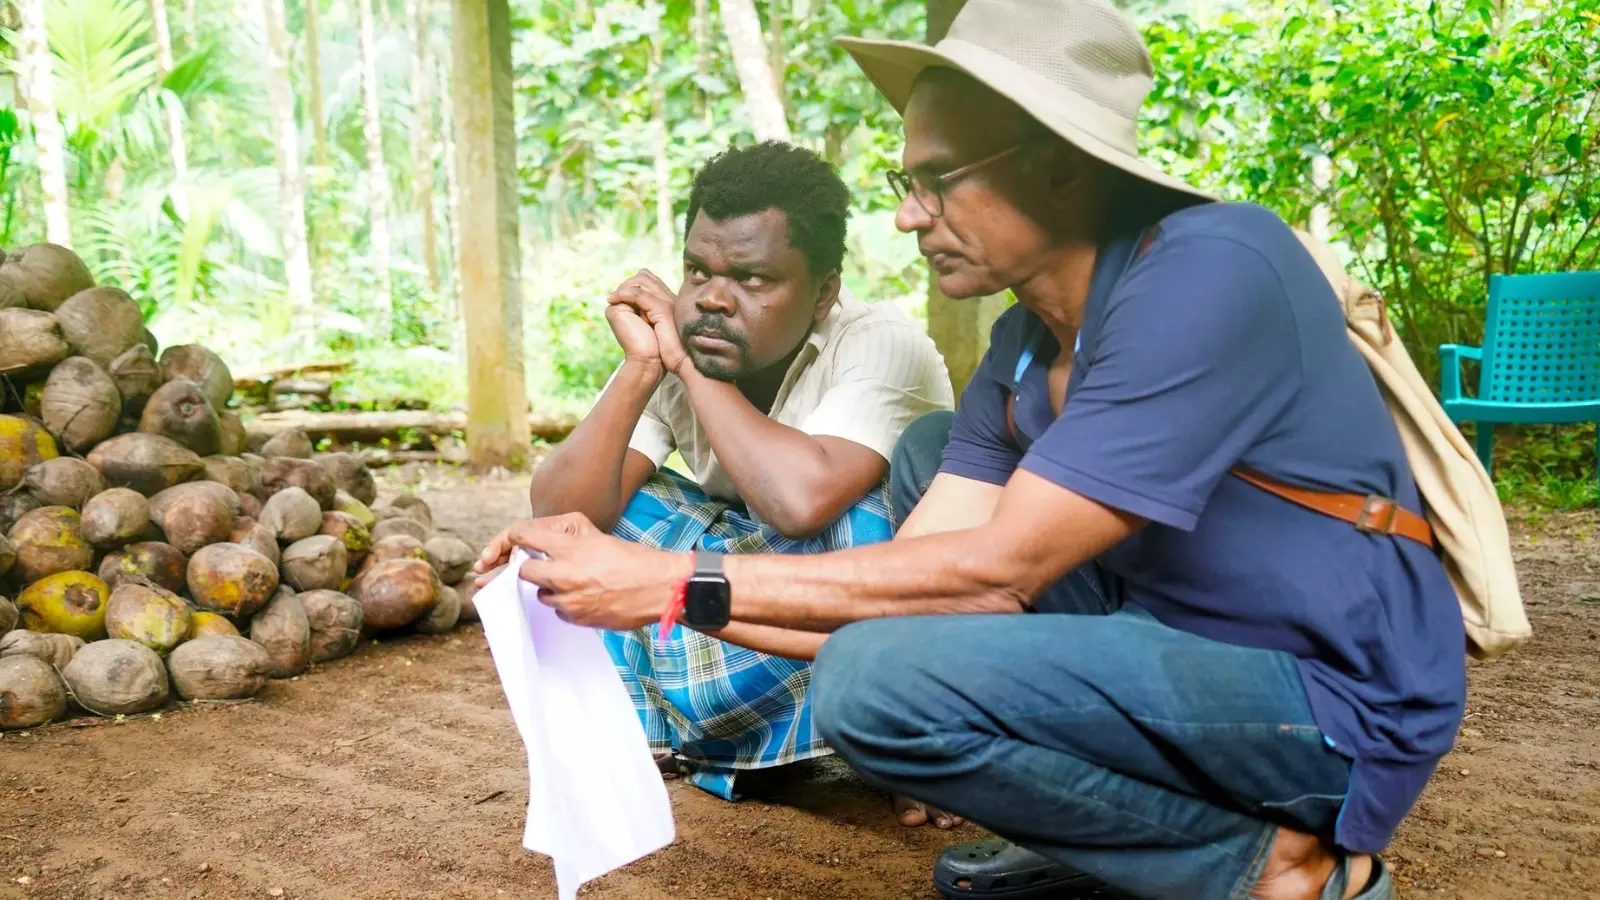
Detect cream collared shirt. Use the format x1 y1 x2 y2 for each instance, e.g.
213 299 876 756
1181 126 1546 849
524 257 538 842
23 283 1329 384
624 294 955 503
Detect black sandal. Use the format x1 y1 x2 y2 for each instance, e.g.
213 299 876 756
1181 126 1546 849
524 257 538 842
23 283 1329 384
933 840 1133 899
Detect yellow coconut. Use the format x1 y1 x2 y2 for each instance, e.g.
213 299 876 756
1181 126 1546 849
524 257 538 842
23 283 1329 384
0 414 60 491
7 506 93 583
16 570 111 641
104 582 192 655
188 611 241 638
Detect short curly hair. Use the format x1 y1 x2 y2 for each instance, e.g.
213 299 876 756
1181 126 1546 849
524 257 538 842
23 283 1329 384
683 141 850 278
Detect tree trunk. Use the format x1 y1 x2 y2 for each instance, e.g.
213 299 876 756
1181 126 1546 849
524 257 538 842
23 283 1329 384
408 0 439 294
259 0 316 344
18 0 72 247
650 33 672 260
357 0 394 339
438 55 461 309
305 0 327 170
767 0 787 120
922 0 1004 394
148 0 188 178
717 0 790 142
245 409 577 446
693 0 708 119
451 0 530 472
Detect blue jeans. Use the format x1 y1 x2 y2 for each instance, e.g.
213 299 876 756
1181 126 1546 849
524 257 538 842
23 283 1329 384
813 411 1355 900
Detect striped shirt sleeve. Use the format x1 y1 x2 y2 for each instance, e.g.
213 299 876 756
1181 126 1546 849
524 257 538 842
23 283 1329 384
797 320 954 461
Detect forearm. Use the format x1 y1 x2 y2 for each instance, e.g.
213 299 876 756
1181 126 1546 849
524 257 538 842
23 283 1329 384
677 368 864 534
699 621 827 661
723 526 1035 632
528 360 659 528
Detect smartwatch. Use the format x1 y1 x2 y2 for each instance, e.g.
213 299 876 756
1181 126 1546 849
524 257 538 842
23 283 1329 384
681 550 731 631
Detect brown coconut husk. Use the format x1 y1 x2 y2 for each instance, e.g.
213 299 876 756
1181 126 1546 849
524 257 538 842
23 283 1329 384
187 611 240 639
0 492 42 535
0 243 95 311
61 639 170 716
280 535 347 592
80 488 152 548
349 558 438 630
331 491 376 529
0 533 13 577
260 458 335 509
218 411 246 457
358 535 428 577
158 344 233 412
228 517 280 568
0 595 15 632
415 583 460 635
0 273 25 310
0 413 59 492
139 378 221 457
107 343 161 417
201 455 256 495
23 456 106 509
320 511 371 568
236 490 261 519
105 582 192 655
259 486 322 542
54 286 144 368
370 516 429 544
142 328 158 356
86 432 205 497
249 586 310 678
0 629 85 669
40 356 122 451
315 452 375 505
186 542 278 617
165 635 270 700
423 535 475 584
299 590 364 662
0 308 70 376
388 494 433 529
7 506 93 584
147 483 234 555
0 655 68 729
98 541 187 594
16 570 110 641
260 427 313 459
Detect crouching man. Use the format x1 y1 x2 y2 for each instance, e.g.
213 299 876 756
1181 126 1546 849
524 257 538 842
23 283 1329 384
523 141 954 805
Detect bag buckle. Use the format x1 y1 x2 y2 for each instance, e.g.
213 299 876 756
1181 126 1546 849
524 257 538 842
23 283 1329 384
1355 495 1399 534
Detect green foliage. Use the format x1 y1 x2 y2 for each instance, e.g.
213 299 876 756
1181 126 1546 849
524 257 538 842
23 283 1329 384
1142 0 1600 379
1489 425 1599 510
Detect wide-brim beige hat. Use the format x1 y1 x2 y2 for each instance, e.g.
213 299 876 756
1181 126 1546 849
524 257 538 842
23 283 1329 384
835 0 1213 201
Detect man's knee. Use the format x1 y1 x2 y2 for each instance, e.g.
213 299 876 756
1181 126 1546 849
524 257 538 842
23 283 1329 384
889 410 955 526
813 620 951 772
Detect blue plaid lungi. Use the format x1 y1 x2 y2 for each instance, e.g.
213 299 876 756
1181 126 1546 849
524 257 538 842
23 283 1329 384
602 468 894 801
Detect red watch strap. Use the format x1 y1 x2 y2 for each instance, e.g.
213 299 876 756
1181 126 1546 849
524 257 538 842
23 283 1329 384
656 578 688 651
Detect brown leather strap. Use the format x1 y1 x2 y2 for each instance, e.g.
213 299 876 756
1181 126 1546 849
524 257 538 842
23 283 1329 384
1231 466 1434 549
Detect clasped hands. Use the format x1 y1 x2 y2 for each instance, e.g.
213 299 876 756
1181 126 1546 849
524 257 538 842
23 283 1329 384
605 268 691 378
472 512 693 631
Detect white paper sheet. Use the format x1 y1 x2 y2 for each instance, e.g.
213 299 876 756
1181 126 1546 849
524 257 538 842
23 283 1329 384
476 550 676 900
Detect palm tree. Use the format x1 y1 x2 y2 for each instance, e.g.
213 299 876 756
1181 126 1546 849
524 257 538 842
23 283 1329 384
407 0 438 295
18 0 74 245
356 0 393 338
146 0 188 176
717 0 790 142
257 0 315 343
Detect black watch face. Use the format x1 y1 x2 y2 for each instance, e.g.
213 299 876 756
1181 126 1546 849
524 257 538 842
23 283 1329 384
685 577 731 629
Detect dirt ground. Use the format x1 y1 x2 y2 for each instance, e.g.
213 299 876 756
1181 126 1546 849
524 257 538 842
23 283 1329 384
2 467 1597 900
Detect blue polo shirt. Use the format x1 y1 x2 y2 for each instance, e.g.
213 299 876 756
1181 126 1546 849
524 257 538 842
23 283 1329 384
940 201 1466 853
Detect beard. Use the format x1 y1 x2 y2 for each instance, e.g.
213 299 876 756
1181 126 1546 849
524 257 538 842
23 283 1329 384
680 316 751 382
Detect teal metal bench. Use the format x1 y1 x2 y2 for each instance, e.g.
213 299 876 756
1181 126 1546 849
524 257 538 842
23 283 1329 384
1438 271 1600 486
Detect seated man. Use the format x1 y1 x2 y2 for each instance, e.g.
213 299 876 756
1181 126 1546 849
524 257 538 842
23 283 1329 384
524 141 954 806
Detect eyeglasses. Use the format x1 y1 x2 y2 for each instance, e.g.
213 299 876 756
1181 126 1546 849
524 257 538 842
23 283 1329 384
886 144 1026 218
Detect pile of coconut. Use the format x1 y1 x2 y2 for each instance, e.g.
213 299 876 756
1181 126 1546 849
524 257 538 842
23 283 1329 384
0 242 483 730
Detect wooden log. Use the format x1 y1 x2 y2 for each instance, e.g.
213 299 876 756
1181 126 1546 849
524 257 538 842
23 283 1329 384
244 409 576 446
233 360 352 392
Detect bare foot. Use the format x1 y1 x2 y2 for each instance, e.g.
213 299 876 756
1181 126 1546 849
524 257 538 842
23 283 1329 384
654 752 680 780
1251 827 1373 900
894 794 963 829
